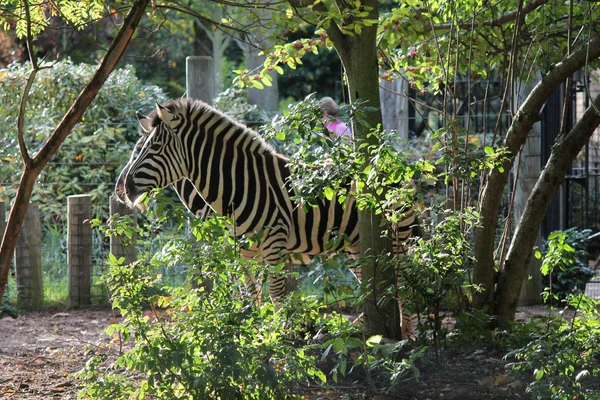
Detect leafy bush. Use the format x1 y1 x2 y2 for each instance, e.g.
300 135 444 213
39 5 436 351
0 59 167 221
78 204 326 399
538 228 595 305
403 208 481 348
506 295 600 399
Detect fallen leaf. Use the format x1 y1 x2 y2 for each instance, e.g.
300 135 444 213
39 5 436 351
477 375 510 386
507 380 523 389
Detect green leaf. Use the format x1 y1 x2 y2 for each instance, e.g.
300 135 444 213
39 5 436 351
534 369 544 380
484 146 494 155
366 335 383 346
324 186 335 201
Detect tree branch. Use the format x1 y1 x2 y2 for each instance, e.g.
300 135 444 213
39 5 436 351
473 31 600 310
496 91 600 327
17 68 37 167
0 0 151 306
156 3 248 35
31 0 151 171
286 0 346 49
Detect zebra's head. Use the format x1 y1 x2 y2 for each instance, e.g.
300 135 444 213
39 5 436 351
116 102 187 210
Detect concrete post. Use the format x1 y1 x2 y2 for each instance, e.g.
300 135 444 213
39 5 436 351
380 78 409 139
14 203 43 308
109 195 137 266
186 56 214 105
68 195 92 306
514 78 543 305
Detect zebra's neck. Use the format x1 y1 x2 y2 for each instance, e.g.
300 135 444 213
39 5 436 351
181 108 288 234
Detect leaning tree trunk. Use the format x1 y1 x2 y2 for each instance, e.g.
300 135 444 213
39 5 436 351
328 0 401 340
0 0 150 305
472 33 600 313
495 92 600 328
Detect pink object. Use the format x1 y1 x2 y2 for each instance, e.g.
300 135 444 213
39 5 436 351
326 120 352 138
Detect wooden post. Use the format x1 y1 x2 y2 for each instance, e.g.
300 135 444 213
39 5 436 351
186 56 214 105
14 203 43 308
68 194 92 306
109 195 137 266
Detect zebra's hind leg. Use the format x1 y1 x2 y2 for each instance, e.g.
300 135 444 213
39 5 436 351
268 261 296 302
240 265 264 305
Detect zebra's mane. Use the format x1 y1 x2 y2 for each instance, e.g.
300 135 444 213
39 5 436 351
144 98 278 156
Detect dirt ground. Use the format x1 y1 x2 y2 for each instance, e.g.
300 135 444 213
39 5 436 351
0 308 543 399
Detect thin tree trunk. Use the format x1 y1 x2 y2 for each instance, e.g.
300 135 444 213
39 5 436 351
329 0 401 340
0 0 150 305
495 92 600 328
472 33 600 312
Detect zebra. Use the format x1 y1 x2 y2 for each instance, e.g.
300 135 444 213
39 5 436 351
115 98 416 302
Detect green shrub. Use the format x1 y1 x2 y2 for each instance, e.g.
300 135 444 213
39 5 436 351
78 205 326 399
506 295 600 399
0 59 167 222
538 228 595 305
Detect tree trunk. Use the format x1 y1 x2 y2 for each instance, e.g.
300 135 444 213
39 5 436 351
0 0 150 305
192 7 230 95
472 33 600 312
495 92 600 328
329 0 401 340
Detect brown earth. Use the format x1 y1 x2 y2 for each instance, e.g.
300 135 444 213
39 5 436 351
0 307 548 399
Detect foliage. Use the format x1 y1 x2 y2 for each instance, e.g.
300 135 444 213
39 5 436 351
359 336 427 391
0 1 104 39
79 202 327 399
277 28 343 101
0 59 167 222
0 280 19 318
536 228 595 305
404 208 480 338
265 95 436 215
213 86 262 126
506 295 600 400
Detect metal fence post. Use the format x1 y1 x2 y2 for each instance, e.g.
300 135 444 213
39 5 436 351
186 56 214 105
15 203 43 308
68 194 92 306
109 195 137 266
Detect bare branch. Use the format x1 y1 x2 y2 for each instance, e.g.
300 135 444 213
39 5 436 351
22 0 37 69
423 0 549 31
156 3 250 36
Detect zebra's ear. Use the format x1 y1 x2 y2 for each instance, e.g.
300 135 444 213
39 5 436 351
156 103 175 128
136 111 153 134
